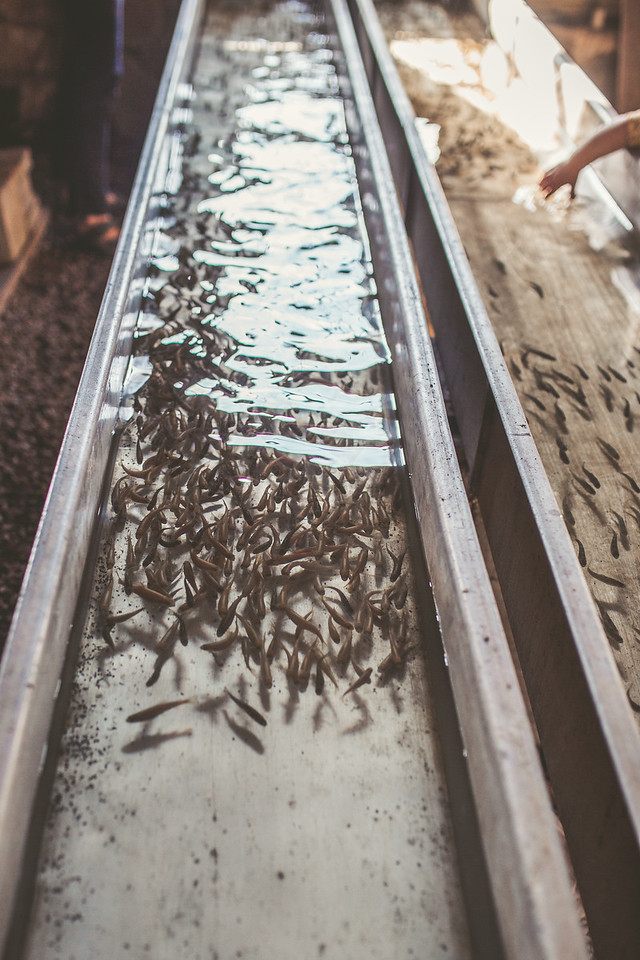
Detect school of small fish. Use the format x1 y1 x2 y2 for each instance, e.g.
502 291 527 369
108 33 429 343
100 429 410 706
95 8 414 722
508 333 640 713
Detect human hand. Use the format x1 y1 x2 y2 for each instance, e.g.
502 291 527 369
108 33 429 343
539 159 580 199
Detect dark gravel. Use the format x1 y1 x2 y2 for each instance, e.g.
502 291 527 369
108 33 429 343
0 232 113 647
0 0 180 652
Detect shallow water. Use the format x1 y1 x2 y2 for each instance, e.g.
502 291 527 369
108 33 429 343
140 20 398 470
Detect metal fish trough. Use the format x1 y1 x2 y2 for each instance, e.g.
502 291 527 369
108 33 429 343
1 0 639 958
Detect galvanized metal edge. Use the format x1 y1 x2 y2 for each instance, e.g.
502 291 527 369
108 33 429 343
346 0 640 955
327 1 589 957
0 0 204 953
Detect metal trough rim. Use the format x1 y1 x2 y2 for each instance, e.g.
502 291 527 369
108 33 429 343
0 0 587 957
345 0 640 955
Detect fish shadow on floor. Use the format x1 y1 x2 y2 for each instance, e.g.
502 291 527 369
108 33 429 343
122 727 193 754
196 694 227 722
258 683 271 712
312 696 336 732
283 678 300 724
341 692 371 736
224 710 265 754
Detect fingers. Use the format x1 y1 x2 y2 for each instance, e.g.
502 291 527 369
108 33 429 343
538 162 577 199
539 166 564 197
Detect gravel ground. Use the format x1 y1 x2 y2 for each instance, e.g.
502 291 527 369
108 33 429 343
0 231 113 647
0 2 180 652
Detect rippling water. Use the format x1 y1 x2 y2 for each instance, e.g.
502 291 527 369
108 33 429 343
141 23 399 468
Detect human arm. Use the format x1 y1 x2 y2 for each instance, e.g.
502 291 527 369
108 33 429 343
539 111 640 198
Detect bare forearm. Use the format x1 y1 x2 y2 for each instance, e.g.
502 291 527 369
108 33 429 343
569 117 630 171
540 114 636 197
